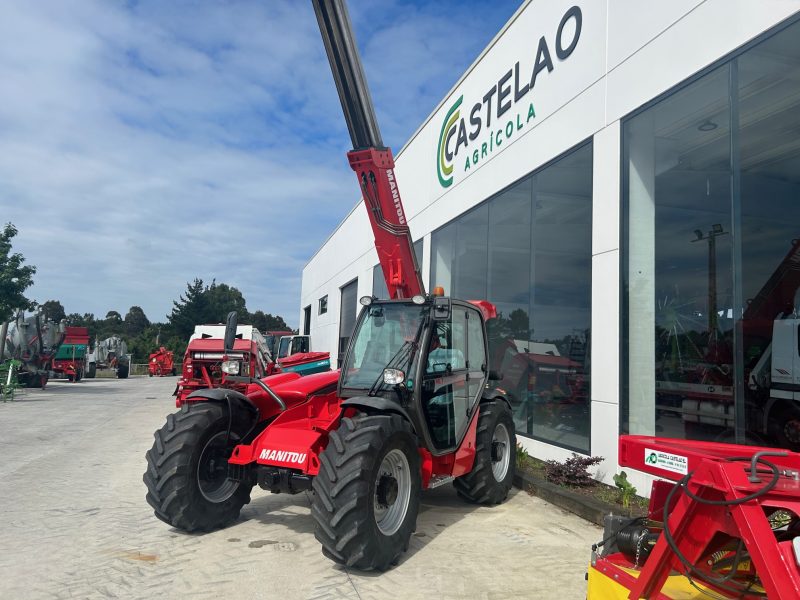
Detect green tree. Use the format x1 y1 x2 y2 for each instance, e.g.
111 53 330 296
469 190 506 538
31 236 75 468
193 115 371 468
249 309 289 332
206 281 247 322
0 223 36 323
124 305 150 337
168 279 210 339
41 300 66 323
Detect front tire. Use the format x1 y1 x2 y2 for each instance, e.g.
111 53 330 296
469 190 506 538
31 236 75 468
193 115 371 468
117 364 129 379
312 414 421 571
144 402 254 532
454 401 516 504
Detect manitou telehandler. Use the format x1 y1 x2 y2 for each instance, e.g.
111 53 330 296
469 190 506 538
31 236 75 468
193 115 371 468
144 0 515 570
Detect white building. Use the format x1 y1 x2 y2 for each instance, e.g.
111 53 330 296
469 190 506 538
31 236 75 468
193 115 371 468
299 0 800 489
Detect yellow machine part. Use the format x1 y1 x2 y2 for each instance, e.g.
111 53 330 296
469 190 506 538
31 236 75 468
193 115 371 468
587 564 720 600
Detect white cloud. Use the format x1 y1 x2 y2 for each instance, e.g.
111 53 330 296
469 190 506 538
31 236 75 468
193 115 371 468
0 0 520 326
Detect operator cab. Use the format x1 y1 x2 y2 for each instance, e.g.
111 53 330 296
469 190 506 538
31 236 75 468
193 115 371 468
338 294 490 455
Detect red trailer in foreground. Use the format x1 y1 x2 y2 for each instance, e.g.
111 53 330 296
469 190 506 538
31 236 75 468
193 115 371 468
587 435 800 598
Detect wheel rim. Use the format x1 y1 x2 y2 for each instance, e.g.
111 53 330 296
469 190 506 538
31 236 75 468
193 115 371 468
197 431 239 503
491 423 511 482
374 448 411 536
784 418 800 446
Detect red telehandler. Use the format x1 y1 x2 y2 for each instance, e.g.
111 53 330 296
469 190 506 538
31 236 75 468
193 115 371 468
144 0 515 570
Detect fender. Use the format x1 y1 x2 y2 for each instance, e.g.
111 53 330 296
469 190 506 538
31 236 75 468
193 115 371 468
341 396 415 431
481 391 511 414
186 388 257 417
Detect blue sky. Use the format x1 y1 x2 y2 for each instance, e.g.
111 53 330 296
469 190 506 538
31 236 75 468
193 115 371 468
0 0 521 327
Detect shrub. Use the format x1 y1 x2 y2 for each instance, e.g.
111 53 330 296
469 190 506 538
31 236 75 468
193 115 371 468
515 443 529 466
613 470 637 508
544 453 603 487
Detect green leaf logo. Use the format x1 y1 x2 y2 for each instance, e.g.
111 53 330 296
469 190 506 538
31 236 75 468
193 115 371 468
436 95 462 188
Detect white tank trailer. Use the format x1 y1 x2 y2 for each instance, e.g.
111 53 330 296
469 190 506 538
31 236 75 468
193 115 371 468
85 335 131 379
0 311 65 388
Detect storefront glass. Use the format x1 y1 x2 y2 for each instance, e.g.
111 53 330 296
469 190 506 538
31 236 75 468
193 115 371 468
623 17 800 450
431 143 593 452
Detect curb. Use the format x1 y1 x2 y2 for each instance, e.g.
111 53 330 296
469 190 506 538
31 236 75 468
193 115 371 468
513 470 621 527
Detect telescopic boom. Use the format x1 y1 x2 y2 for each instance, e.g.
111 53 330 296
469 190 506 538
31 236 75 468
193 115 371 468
312 0 425 299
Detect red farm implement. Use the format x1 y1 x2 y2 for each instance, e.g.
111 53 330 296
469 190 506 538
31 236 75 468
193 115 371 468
51 326 89 382
588 435 800 599
148 347 175 377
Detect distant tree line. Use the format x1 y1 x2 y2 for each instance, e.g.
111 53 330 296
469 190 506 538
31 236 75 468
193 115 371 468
1 225 293 361
39 278 292 361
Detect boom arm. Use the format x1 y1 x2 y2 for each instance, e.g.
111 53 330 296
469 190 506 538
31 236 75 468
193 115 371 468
312 0 425 299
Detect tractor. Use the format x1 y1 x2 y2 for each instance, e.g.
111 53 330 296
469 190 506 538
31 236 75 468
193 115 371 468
144 0 516 570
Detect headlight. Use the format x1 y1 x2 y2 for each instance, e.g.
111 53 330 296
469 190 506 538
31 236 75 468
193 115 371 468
383 368 405 385
221 360 240 375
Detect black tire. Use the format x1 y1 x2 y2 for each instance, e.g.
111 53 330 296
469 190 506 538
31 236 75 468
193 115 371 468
144 402 254 532
172 367 177 376
149 371 153 377
312 414 421 571
117 364 129 379
454 401 516 504
85 363 96 379
772 404 800 451
25 373 41 388
75 369 82 382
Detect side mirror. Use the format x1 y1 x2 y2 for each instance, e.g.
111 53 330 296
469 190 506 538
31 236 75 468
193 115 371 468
433 296 451 321
223 311 238 354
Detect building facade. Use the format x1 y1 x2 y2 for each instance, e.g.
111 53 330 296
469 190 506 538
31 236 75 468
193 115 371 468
300 0 800 489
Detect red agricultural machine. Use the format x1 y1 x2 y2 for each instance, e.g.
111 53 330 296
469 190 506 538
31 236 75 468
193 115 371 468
588 435 800 598
144 0 516 571
148 347 175 377
51 326 90 382
172 321 330 406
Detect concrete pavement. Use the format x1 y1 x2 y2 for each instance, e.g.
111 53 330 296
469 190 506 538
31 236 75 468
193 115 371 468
0 377 600 599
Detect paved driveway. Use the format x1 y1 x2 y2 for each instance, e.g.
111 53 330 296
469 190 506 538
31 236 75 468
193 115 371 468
0 377 600 599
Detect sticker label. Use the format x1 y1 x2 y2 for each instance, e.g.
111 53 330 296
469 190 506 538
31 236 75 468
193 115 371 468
644 448 688 475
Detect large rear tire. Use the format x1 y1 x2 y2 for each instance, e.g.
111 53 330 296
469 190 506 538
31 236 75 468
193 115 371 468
454 401 516 504
117 364 129 379
312 414 420 571
85 363 96 379
144 402 254 532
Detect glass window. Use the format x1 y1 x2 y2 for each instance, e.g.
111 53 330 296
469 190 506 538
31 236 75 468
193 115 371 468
341 303 426 389
303 305 311 336
467 308 486 371
430 143 593 453
338 279 358 364
318 295 328 315
423 307 475 449
623 18 800 450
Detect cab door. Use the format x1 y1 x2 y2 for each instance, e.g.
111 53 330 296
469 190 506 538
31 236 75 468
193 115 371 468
421 304 487 451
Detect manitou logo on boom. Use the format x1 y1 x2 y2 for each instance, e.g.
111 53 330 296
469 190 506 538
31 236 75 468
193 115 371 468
259 449 307 464
386 169 406 224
